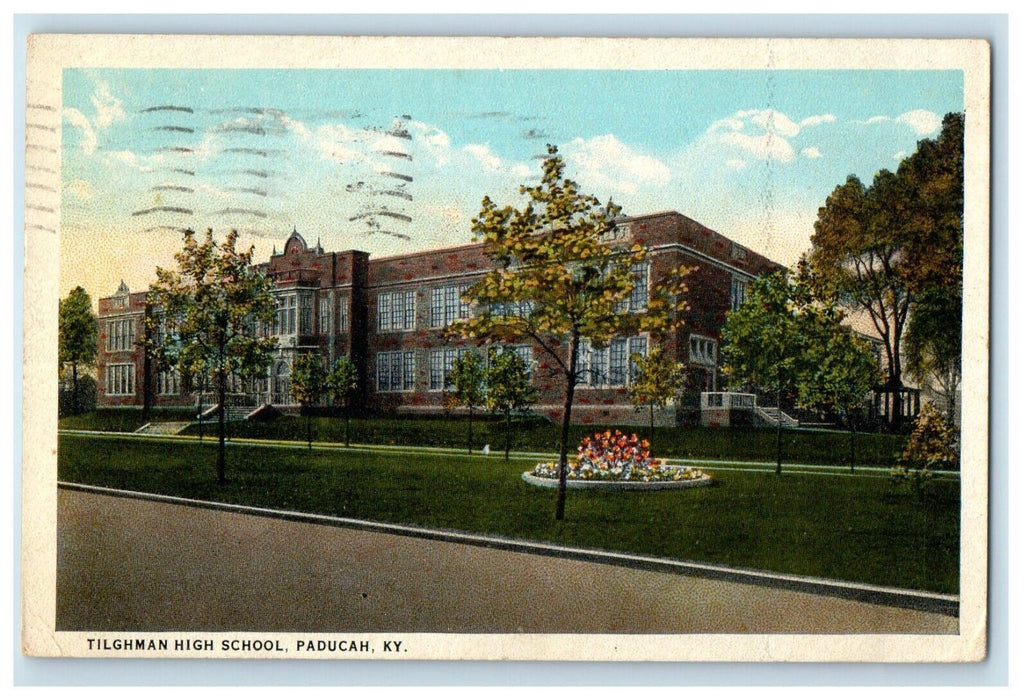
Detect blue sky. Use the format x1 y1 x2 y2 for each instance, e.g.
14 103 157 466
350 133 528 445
60 67 963 301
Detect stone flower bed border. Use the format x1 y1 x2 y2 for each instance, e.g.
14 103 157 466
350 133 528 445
522 470 714 491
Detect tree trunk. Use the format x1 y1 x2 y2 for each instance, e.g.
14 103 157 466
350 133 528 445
307 409 313 450
197 392 204 442
467 405 473 455
649 402 655 454
505 407 511 461
556 338 579 521
849 414 856 473
217 376 227 486
345 406 351 447
71 362 79 415
775 387 783 475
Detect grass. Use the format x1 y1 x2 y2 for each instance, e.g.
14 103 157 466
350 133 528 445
58 408 197 433
167 414 906 467
58 433 960 594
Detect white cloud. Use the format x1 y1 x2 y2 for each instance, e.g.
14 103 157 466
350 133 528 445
799 114 836 128
562 134 671 195
801 146 822 159
63 107 97 155
705 108 800 163
725 159 747 170
720 131 795 163
894 150 907 161
895 109 942 137
463 143 504 172
90 80 125 130
857 111 941 137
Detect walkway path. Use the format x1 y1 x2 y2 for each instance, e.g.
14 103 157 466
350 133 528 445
57 487 957 634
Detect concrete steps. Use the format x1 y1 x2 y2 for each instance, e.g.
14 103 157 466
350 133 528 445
134 421 192 436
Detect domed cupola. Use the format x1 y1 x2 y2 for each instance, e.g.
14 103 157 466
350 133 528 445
283 227 309 255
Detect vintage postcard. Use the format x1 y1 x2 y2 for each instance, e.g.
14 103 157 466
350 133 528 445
22 35 990 662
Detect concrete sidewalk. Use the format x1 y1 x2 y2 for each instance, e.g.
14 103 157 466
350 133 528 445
57 487 958 634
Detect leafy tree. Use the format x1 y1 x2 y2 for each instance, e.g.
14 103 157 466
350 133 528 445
326 355 360 447
448 352 487 455
721 269 807 473
145 229 277 485
450 145 691 520
892 404 958 499
796 302 881 471
904 286 961 425
58 286 97 415
485 348 538 460
290 353 328 450
628 347 685 454
811 113 963 430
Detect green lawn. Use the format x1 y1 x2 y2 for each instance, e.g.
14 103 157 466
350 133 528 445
58 433 959 594
61 409 908 467
59 408 197 433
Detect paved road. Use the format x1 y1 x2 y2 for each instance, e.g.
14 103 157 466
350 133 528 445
57 489 957 634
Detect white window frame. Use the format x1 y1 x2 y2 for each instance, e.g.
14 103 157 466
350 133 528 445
689 334 718 366
105 363 135 396
378 290 416 332
730 276 748 311
575 335 648 388
376 350 416 392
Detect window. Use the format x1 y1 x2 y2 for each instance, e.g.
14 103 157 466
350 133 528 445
430 347 469 391
157 368 180 395
615 262 650 313
299 294 313 335
376 351 416 391
106 318 136 351
339 296 349 332
689 335 717 366
275 294 298 335
378 290 415 332
731 242 745 261
105 364 135 395
600 223 630 243
489 300 534 319
575 335 648 387
318 296 330 335
430 284 471 327
730 277 748 311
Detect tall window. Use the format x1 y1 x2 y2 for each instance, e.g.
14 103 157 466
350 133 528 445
378 290 416 332
339 295 349 332
575 336 648 387
157 368 180 395
376 351 416 391
318 296 330 335
299 294 313 335
276 295 298 335
615 262 650 313
689 335 717 366
429 347 470 391
730 277 748 311
105 364 135 395
106 318 136 351
430 284 471 327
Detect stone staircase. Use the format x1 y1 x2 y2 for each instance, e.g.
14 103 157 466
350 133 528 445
134 421 192 436
754 406 800 429
198 404 263 422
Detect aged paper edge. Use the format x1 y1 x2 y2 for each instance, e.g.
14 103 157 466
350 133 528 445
21 35 991 662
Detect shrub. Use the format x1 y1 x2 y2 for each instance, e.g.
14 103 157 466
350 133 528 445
891 405 958 497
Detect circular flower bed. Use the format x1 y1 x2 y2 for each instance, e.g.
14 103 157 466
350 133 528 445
524 430 712 491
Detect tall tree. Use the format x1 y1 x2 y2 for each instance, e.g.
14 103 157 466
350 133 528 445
485 348 538 460
58 286 97 415
448 352 487 455
290 352 328 450
628 347 685 454
326 355 360 447
796 303 881 471
146 229 277 484
811 112 963 429
721 269 807 473
450 145 691 520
